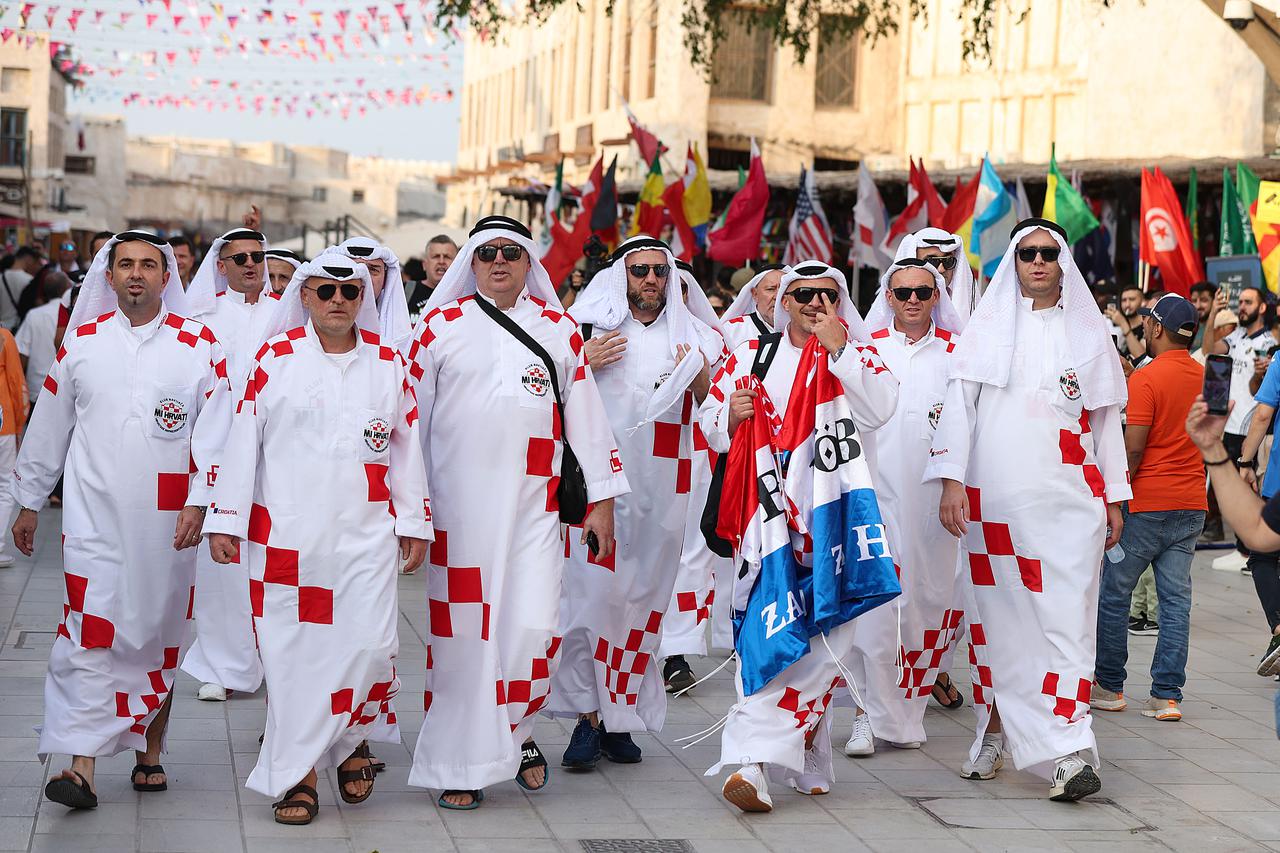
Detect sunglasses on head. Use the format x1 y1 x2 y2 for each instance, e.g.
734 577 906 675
305 282 362 301
627 263 670 279
788 286 840 305
924 255 958 270
475 244 526 263
221 251 265 266
1016 246 1061 263
891 285 937 302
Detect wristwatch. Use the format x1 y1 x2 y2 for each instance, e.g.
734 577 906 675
1238 457 1257 469
831 344 847 362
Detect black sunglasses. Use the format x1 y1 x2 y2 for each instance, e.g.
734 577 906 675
221 251 265 266
305 282 362 301
475 244 526 263
627 263 670 279
788 286 840 305
891 286 937 302
924 255 958 270
1016 246 1061 263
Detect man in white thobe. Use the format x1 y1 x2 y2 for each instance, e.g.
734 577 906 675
13 232 231 809
180 227 273 703
550 235 721 770
843 258 965 757
204 254 430 825
720 264 788 353
405 216 627 810
927 218 1130 801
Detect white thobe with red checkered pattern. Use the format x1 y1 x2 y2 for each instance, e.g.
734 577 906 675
404 291 627 791
845 323 961 745
925 297 1131 779
13 309 231 760
203 322 430 797
182 289 273 694
699 331 898 780
549 307 698 734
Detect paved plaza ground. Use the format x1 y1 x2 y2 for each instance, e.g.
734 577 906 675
0 513 1279 851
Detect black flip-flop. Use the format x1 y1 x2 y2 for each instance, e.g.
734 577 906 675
930 674 964 710
437 789 483 810
515 740 550 792
131 763 168 792
44 771 98 810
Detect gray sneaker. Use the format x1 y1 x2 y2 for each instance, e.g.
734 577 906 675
960 733 1004 780
1259 633 1280 677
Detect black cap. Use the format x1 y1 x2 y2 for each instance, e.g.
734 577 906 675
1139 293 1197 339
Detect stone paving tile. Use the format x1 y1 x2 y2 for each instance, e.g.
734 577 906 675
6 517 1280 851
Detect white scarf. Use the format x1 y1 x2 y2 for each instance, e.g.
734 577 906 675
68 231 189 330
184 227 270 318
419 216 562 320
949 222 1126 410
772 261 871 344
863 257 965 333
253 250 380 353
334 236 413 352
677 265 728 363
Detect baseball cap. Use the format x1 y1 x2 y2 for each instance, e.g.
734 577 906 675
1138 293 1197 339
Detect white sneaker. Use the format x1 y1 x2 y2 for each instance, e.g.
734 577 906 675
197 682 227 702
888 740 922 749
723 763 773 812
844 713 875 757
1212 550 1249 572
960 733 1004 780
790 733 832 795
0 554 14 567
1049 753 1101 801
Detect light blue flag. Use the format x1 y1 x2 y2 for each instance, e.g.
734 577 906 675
972 159 1019 278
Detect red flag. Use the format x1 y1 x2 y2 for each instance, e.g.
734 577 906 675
941 166 981 235
542 156 604 286
623 100 666 166
1139 167 1203 297
707 141 770 266
663 178 696 262
916 160 948 228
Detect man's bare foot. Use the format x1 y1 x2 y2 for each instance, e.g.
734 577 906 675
54 755 96 794
337 752 374 801
276 770 318 822
442 790 478 807
133 749 165 788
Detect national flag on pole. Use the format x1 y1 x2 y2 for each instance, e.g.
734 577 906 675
1042 145 1099 244
783 166 834 265
1185 166 1200 252
972 159 1018 278
540 157 564 253
629 154 665 237
541 155 604 286
1139 167 1203 297
622 98 666 166
917 160 948 228
1014 176 1033 222
1238 162 1280 293
881 159 939 256
1221 166 1257 256
683 144 712 248
851 163 891 271
941 164 982 271
707 139 770 266
589 156 620 249
663 177 696 262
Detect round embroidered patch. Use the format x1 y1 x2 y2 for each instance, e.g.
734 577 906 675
521 363 550 397
1059 369 1082 400
363 417 391 453
154 398 188 433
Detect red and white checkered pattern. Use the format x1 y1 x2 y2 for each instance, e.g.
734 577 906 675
331 674 399 728
934 327 957 353
248 502 334 624
1059 410 1106 499
114 645 181 735
651 390 694 495
673 586 714 627
592 610 663 706
776 675 841 731
162 313 217 349
58 571 116 650
967 621 993 707
496 634 562 731
964 486 1043 593
896 608 964 699
427 529 491 641
1041 671 1091 722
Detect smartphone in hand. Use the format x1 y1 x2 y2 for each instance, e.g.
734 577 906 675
1204 353 1233 416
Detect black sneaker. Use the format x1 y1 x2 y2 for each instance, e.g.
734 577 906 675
1259 633 1280 677
1127 615 1145 634
663 655 696 694
1131 619 1159 637
561 717 602 771
600 725 642 764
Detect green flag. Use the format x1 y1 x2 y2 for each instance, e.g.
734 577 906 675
1221 167 1254 255
1186 167 1199 250
1235 162 1261 254
1041 145 1099 244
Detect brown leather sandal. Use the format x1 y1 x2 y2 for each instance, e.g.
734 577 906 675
353 741 385 774
337 745 377 804
272 782 319 826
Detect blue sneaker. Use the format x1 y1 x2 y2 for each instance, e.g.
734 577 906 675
600 725 642 764
561 718 602 771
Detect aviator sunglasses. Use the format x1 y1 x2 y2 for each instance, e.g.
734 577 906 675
1016 246 1061 263
627 263 670 279
924 255 958 270
221 251 265 266
475 244 526 263
787 286 840 305
305 282 362 301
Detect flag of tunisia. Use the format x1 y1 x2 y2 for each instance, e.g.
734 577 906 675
1139 167 1203 297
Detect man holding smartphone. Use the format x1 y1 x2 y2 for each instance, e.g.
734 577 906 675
1090 295 1205 723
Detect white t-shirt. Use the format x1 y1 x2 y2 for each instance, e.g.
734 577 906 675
0 269 30 330
14 299 58 403
1225 326 1278 435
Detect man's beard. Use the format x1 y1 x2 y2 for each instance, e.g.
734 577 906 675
1241 308 1258 325
628 290 665 312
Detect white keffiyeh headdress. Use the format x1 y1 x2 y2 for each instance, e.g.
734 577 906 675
253 250 380 352
420 215 562 318
264 248 304 273
949 219 1126 410
68 231 188 330
676 262 728 363
864 257 965 334
773 261 871 344
891 227 978 322
572 235 704 426
721 263 790 325
334 237 413 351
183 227 270 318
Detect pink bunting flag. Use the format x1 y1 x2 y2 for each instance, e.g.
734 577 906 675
226 15 238 29
199 15 211 30
335 10 348 29
93 10 104 24
67 9 83 31
48 41 61 57
172 15 183 29
119 11 132 25
145 14 158 28
0 30 12 44
164 51 177 65
188 48 201 63
44 7 58 29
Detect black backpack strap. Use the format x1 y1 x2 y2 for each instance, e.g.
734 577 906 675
748 312 769 337
581 323 593 342
751 332 782 381
472 296 566 419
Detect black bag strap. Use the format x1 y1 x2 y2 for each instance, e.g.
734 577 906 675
0 272 16 318
751 331 781 381
748 312 770 338
581 323 594 342
472 295 567 418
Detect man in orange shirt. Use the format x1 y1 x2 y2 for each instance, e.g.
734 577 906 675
0 324 26 566
1091 295 1205 722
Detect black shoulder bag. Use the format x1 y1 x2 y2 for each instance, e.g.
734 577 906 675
474 296 590 524
701 331 782 557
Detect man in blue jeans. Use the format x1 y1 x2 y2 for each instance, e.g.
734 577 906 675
1092 295 1206 721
